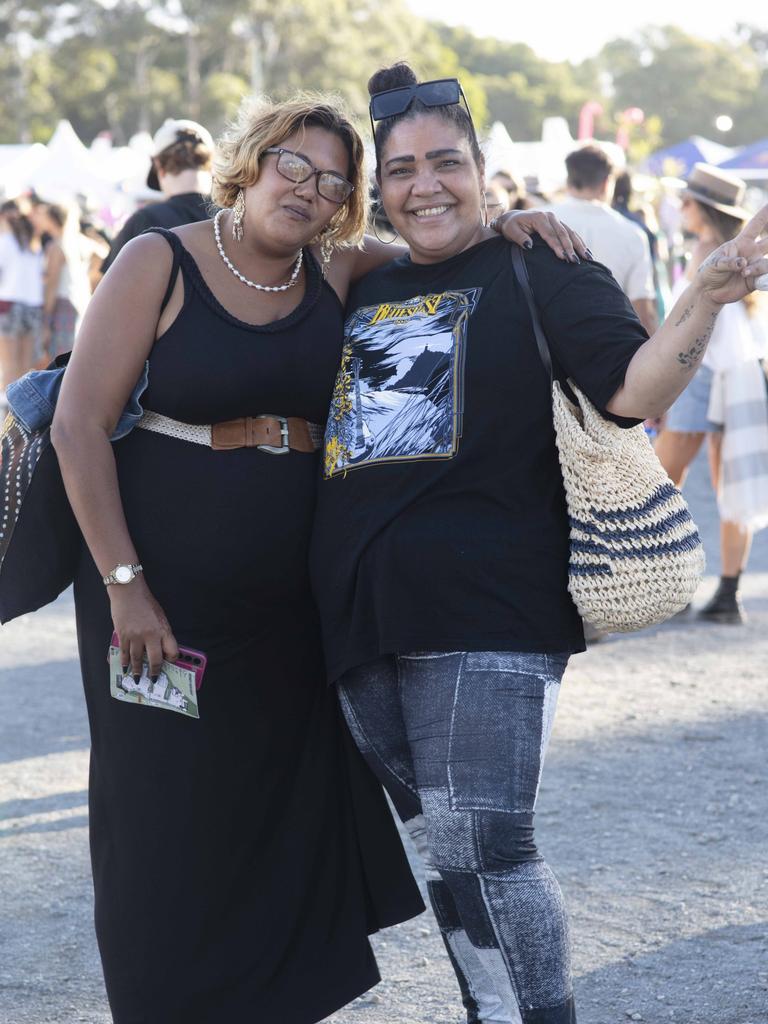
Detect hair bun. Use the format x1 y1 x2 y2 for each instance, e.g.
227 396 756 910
367 62 418 97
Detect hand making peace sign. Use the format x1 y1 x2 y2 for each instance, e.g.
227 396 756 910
696 202 768 305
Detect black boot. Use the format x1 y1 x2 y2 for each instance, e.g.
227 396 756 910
697 575 746 624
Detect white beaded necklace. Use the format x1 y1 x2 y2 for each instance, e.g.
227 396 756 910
213 208 303 293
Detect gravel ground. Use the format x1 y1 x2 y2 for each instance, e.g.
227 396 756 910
1 451 766 1024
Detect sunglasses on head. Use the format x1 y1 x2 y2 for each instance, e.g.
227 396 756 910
368 78 474 139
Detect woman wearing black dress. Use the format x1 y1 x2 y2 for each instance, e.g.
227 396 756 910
51 96 428 1024
51 92 586 1023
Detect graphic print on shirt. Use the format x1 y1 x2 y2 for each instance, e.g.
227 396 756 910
324 289 480 477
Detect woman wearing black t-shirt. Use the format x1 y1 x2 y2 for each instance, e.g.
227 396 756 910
310 63 768 1024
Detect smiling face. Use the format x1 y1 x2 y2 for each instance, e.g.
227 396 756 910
378 113 486 264
242 125 351 255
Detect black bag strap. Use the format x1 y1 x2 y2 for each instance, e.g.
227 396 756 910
510 245 553 386
142 227 183 314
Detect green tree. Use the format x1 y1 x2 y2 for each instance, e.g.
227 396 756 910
154 0 238 122
732 23 768 144
431 25 601 140
201 72 251 133
232 0 487 129
0 0 64 141
598 26 762 147
49 42 118 142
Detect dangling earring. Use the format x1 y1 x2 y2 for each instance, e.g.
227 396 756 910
232 189 245 242
371 203 397 245
318 226 336 277
480 190 489 228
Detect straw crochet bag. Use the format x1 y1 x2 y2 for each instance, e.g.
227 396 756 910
511 247 705 632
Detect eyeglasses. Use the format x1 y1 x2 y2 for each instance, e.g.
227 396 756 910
368 78 475 138
262 147 355 205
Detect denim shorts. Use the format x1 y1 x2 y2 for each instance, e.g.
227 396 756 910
665 364 721 433
0 302 43 341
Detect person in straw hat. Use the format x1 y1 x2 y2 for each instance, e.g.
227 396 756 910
655 163 768 623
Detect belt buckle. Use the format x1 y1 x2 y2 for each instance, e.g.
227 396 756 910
256 414 290 455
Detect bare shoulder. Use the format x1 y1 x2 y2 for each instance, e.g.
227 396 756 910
313 243 358 305
174 219 212 241
174 218 213 245
323 243 360 276
111 230 175 268
95 232 176 308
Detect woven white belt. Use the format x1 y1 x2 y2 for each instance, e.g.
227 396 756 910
138 411 213 446
136 411 324 452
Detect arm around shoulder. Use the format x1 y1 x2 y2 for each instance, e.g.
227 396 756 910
319 234 407 303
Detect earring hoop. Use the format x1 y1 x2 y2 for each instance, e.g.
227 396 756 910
232 189 245 242
371 204 397 245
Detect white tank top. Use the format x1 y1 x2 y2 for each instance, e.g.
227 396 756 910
0 231 44 305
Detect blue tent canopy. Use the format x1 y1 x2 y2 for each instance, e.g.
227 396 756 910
643 136 736 178
718 139 768 177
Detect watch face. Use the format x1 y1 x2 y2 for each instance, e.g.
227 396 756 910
115 566 133 584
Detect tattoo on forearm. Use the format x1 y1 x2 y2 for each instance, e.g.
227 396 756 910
676 311 718 373
677 337 706 370
674 305 694 327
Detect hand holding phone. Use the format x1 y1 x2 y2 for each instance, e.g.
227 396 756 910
109 584 180 682
108 646 201 719
110 630 207 690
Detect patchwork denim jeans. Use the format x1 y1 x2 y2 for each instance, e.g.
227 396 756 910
338 651 575 1024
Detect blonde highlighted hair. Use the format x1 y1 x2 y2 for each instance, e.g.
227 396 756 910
212 93 368 247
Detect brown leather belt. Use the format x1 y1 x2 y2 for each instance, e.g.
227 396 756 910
212 416 319 453
137 411 324 455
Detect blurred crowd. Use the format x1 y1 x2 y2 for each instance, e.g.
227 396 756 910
0 195 107 390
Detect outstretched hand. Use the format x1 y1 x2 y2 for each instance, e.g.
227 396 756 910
696 202 768 305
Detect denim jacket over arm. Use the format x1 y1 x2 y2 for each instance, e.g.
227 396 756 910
6 363 149 441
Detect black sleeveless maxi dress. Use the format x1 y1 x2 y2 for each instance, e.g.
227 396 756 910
73 229 423 1024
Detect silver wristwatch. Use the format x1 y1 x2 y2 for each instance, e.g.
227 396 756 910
102 563 144 587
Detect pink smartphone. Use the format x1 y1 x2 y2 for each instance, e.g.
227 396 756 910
110 631 208 690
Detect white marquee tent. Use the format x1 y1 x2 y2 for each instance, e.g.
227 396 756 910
483 118 626 195
23 120 116 202
0 143 48 198
0 121 155 224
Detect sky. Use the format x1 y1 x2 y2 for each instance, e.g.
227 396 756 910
406 1 768 63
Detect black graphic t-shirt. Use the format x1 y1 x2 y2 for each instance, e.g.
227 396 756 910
310 235 648 682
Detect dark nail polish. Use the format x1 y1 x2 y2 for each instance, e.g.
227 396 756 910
570 254 580 264
585 249 594 260
122 665 129 675
133 674 141 684
150 675 159 684
524 239 533 250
